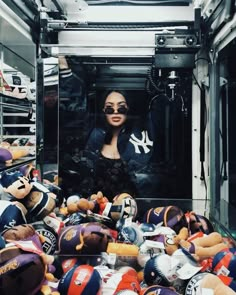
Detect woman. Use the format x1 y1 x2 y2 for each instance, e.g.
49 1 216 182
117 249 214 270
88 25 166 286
85 89 154 199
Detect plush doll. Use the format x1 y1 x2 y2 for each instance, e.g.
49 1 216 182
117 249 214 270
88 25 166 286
199 273 236 295
106 242 139 267
1 223 60 294
185 211 215 235
58 264 102 295
0 200 27 234
142 206 187 234
57 222 114 255
178 231 228 261
103 193 138 222
0 171 57 221
99 266 141 294
0 146 30 164
0 245 47 295
89 191 109 215
2 223 54 265
0 170 33 199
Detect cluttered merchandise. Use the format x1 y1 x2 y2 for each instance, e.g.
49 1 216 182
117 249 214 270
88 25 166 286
0 169 236 295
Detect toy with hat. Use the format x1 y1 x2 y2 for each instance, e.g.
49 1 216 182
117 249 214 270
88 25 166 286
0 170 57 222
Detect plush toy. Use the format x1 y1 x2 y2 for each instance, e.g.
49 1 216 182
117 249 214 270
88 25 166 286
140 285 179 295
103 193 138 222
190 273 236 295
142 206 187 234
0 171 57 221
178 231 228 261
106 242 139 267
150 226 189 256
0 200 27 234
57 222 114 255
0 246 46 295
89 191 109 215
185 211 215 235
118 222 144 246
143 252 200 292
0 170 33 199
212 248 236 279
99 266 141 295
58 264 102 295
0 146 30 164
2 223 54 265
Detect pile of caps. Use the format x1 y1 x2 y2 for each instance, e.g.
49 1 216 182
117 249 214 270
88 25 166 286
0 170 236 295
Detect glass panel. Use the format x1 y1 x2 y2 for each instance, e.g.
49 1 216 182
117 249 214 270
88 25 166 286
0 44 36 171
58 56 192 200
41 57 59 179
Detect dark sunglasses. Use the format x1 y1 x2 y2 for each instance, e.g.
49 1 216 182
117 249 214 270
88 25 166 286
103 106 128 115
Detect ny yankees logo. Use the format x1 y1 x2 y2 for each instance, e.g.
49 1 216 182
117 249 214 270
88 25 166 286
129 130 153 154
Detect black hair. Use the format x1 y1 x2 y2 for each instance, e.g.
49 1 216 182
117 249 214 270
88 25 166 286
97 89 132 144
99 89 129 110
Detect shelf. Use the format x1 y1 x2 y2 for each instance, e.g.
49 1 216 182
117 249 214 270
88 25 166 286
0 156 35 172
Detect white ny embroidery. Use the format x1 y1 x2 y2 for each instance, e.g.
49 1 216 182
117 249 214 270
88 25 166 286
129 131 153 154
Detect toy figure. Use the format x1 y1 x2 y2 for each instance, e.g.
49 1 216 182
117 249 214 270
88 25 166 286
0 200 27 234
57 222 114 255
178 231 227 261
0 171 57 221
0 146 30 164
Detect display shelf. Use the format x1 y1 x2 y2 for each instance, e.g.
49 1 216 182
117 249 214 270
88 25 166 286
0 156 35 172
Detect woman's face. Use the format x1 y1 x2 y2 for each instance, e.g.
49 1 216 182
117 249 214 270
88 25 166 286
103 91 128 127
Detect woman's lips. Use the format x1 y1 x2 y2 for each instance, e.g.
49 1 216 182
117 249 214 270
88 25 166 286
111 116 121 122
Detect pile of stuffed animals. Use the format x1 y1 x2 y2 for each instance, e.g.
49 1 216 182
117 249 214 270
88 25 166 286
0 168 236 295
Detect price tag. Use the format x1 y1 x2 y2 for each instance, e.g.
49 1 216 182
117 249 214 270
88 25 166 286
216 265 230 276
8 240 42 255
108 253 117 265
32 182 50 193
201 288 214 295
177 262 203 280
144 239 165 249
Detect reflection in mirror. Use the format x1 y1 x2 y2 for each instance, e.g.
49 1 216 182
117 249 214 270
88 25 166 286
42 57 59 180
58 56 192 200
0 44 36 170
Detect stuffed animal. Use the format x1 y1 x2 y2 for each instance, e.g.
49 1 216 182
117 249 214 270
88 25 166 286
196 273 236 295
57 222 114 255
0 200 27 234
185 211 215 235
0 170 32 199
103 193 138 222
89 191 109 215
0 171 57 221
142 206 187 234
178 231 227 261
58 264 102 295
0 146 30 164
